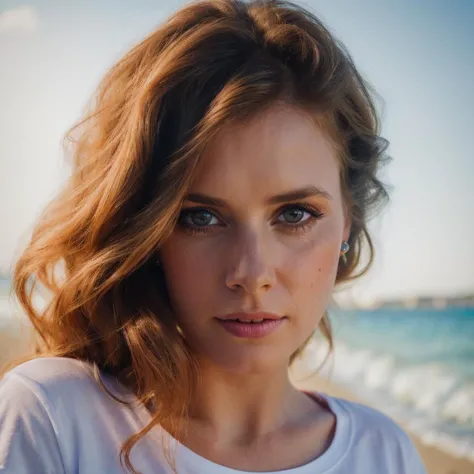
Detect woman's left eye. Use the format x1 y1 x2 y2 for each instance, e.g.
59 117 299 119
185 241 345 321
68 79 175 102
275 205 323 229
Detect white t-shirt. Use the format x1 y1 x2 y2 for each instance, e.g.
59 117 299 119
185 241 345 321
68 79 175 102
0 357 427 474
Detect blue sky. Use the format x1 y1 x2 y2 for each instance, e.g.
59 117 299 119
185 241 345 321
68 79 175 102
0 0 473 305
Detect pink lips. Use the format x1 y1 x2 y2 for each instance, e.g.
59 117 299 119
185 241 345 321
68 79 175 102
215 312 286 338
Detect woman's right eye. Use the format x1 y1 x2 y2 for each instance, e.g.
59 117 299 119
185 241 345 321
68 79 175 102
178 208 221 232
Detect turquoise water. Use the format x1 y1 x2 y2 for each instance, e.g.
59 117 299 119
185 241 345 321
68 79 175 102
332 307 474 380
308 307 474 461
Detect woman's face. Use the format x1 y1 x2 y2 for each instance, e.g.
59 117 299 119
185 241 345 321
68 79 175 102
160 105 350 374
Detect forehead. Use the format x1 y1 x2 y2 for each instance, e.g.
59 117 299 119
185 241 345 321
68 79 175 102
190 106 341 202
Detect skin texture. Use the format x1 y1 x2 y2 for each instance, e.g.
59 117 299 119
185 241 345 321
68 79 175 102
159 105 351 469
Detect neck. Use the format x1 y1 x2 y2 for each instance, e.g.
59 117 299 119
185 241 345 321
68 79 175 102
184 359 312 447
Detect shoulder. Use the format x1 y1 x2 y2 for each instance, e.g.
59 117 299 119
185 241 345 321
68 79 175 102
1 356 102 404
0 356 126 423
4 355 97 385
0 357 145 473
0 357 96 473
336 395 407 434
322 394 426 472
333 394 412 445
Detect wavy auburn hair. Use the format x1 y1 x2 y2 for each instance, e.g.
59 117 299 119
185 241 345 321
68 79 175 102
8 0 390 472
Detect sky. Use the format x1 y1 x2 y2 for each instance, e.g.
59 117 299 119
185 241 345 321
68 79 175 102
0 0 473 306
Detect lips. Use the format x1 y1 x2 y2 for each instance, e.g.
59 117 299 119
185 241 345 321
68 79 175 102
215 313 287 338
233 318 264 323
216 312 284 322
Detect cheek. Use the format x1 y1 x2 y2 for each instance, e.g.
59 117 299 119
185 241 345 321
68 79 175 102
309 246 339 289
160 238 218 318
284 239 340 314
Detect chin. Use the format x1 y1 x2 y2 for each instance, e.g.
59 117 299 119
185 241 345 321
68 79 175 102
201 345 291 375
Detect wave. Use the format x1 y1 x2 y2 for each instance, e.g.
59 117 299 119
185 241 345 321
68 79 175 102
303 338 474 462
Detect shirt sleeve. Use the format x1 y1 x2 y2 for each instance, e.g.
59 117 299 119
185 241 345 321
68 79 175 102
404 435 428 474
0 373 65 474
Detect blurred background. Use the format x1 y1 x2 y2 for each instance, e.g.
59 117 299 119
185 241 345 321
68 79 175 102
1 0 473 472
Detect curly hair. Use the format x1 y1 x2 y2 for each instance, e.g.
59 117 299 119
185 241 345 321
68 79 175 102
8 0 390 472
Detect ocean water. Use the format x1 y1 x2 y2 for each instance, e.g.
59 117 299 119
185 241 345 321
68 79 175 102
303 306 474 462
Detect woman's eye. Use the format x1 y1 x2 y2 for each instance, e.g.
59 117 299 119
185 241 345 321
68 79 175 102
180 209 219 228
178 204 323 235
277 206 313 224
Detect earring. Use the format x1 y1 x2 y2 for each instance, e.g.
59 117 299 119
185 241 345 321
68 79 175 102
340 241 350 265
156 257 161 267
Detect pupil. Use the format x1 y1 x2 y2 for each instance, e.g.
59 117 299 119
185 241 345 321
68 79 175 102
192 211 212 226
285 208 303 223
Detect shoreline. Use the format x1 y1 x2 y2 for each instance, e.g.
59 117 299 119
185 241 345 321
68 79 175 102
290 363 474 474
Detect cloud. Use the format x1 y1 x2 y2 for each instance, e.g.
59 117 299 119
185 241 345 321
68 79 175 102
0 6 39 35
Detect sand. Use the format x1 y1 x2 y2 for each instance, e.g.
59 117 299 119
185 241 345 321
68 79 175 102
0 325 35 373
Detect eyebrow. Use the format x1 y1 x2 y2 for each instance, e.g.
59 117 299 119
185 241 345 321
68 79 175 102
184 185 333 207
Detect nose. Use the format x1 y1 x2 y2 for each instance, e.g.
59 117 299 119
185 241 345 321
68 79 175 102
225 229 277 295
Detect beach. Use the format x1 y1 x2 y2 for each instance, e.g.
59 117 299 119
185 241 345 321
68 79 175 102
290 361 474 474
0 317 35 373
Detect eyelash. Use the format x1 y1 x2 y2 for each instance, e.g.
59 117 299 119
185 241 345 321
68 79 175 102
178 204 325 236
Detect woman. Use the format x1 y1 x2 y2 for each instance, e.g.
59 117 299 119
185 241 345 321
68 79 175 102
0 1 427 473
